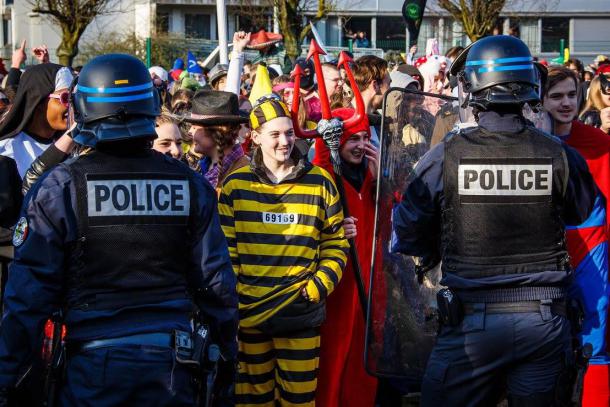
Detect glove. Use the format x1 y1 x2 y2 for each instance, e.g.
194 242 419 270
414 255 441 284
0 387 9 407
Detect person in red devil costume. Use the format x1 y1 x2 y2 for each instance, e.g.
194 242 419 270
289 40 380 406
312 108 379 406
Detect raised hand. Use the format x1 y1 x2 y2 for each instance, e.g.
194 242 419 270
12 39 26 69
364 142 379 180
233 31 251 54
32 44 50 64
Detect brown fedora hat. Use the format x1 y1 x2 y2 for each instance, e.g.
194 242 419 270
182 90 249 125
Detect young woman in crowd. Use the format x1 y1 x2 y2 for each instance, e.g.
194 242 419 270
184 90 249 190
218 96 348 407
312 107 379 407
153 113 182 159
0 64 73 177
580 73 610 134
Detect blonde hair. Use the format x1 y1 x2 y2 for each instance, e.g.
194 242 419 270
155 112 176 127
581 74 610 116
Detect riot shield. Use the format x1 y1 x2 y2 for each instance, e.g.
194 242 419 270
365 88 458 386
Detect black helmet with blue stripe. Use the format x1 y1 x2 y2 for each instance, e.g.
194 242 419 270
72 54 160 146
449 35 547 110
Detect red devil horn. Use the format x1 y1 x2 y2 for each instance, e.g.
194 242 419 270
290 64 303 79
338 51 366 131
290 64 318 139
337 50 352 70
307 39 332 120
307 39 327 60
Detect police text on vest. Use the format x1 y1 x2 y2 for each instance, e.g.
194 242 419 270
87 179 190 216
458 164 552 196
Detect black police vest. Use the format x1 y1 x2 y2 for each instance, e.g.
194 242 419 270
441 125 570 279
64 150 197 311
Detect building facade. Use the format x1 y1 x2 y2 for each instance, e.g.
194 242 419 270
2 0 610 64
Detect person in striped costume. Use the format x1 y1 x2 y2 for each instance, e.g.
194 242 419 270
218 96 349 406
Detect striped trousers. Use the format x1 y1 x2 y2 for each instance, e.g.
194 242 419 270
235 327 320 406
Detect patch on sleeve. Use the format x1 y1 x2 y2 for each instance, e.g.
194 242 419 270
13 217 29 246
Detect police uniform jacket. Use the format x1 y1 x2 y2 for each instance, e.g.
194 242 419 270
0 147 238 387
392 111 596 303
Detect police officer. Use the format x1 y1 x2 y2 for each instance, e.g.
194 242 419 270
392 36 596 406
0 54 238 405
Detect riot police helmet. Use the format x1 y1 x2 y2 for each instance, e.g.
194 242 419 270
72 54 161 146
449 35 547 111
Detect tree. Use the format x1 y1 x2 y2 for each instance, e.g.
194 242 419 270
28 0 117 66
436 0 506 42
238 0 333 63
274 0 333 62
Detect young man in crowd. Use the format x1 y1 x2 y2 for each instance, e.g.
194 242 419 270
543 65 610 406
353 55 391 145
313 107 379 407
219 97 348 406
321 63 343 99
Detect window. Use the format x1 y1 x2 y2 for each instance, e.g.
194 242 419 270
416 18 438 53
156 12 169 34
515 18 540 54
343 16 372 46
185 14 210 39
541 18 569 53
376 17 405 51
237 14 268 33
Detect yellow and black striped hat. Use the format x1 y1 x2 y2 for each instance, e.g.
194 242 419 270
249 96 291 130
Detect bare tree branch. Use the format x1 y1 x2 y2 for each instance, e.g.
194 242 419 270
239 0 336 63
27 0 115 66
438 0 506 41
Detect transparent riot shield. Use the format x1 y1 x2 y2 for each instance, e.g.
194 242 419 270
365 88 459 386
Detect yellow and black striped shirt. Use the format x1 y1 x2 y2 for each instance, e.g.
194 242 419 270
218 156 348 328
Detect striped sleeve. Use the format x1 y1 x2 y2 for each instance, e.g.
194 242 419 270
218 180 240 276
305 171 349 302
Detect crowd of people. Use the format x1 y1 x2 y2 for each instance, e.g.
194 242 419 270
0 27 608 407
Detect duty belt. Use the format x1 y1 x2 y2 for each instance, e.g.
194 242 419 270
463 300 566 317
67 332 174 355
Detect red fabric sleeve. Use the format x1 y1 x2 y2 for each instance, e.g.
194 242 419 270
312 137 334 176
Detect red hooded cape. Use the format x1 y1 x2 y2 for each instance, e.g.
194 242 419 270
313 135 378 407
566 120 610 407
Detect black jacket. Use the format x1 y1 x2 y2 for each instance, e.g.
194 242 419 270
0 156 22 231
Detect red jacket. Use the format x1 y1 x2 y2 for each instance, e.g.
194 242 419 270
565 120 610 407
313 138 378 407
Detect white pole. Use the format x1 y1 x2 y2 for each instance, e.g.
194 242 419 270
216 0 229 64
273 5 280 33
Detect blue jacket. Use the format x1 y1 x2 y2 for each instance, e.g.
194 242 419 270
0 155 238 387
392 113 596 296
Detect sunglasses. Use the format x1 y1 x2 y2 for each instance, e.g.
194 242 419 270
48 91 70 107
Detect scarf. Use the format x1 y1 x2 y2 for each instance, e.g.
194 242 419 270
203 144 245 188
